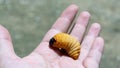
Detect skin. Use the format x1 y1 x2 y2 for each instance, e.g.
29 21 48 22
0 4 104 68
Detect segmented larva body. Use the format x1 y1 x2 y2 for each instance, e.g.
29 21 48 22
49 33 80 60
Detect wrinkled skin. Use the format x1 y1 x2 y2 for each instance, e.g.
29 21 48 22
0 5 104 68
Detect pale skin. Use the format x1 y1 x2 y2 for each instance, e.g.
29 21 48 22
0 4 104 68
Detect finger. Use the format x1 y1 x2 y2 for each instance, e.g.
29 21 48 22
70 11 90 42
84 37 104 68
42 4 78 42
79 23 101 62
0 25 18 58
32 5 78 62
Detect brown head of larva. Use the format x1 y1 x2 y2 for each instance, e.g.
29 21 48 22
49 37 56 47
49 33 81 60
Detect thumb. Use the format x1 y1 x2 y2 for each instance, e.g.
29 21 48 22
0 25 18 58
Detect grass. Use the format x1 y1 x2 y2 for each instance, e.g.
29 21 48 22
0 0 120 68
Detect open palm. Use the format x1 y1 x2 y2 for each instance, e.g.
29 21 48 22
0 5 104 68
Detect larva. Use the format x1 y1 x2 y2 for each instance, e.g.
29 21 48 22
49 33 80 60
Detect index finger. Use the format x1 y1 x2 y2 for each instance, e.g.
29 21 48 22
42 4 78 42
32 5 79 62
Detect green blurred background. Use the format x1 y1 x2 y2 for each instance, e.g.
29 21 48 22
0 0 120 68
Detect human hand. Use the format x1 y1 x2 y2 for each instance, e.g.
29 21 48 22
0 4 104 68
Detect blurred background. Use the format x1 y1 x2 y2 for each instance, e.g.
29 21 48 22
0 0 120 68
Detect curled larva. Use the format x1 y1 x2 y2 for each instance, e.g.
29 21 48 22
49 33 80 60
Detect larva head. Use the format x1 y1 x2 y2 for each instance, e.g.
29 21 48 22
49 37 56 47
49 33 64 47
